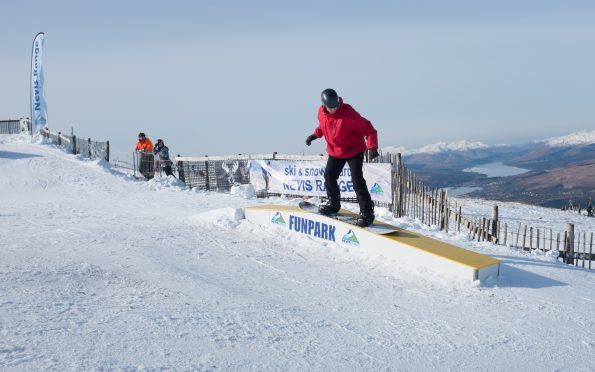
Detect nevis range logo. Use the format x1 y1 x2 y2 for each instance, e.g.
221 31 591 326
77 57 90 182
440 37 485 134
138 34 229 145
370 183 384 195
271 212 286 226
342 229 360 246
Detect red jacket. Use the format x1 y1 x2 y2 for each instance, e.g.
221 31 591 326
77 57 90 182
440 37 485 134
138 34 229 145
314 98 378 159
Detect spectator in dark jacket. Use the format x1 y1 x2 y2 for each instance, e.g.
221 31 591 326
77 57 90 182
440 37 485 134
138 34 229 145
153 139 173 177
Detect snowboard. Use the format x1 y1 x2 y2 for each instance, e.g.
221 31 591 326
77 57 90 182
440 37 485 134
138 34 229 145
298 201 398 235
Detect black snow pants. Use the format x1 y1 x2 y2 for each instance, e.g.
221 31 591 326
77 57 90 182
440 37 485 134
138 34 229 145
162 165 173 177
324 152 374 215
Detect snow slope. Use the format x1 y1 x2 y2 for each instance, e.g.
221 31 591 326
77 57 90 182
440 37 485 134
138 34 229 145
1 135 594 371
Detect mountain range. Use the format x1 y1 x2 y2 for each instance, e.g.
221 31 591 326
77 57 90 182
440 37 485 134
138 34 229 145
383 130 595 209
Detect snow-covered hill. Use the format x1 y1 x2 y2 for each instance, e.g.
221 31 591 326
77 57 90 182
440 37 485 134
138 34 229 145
542 129 595 147
1 135 594 370
384 129 595 156
384 140 491 156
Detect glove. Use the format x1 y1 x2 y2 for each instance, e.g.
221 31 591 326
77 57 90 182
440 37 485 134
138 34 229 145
368 148 379 160
305 134 317 146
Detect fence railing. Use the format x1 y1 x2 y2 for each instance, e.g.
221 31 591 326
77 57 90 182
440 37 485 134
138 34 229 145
112 159 135 171
389 152 594 269
0 118 30 134
177 153 316 192
41 128 109 161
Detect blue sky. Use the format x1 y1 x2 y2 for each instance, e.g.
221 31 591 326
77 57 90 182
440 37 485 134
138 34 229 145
1 1 594 161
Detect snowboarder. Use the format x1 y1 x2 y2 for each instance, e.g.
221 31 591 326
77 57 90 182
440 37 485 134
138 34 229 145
153 139 173 177
305 88 379 227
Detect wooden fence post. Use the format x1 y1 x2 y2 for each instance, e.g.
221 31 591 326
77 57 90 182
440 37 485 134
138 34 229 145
422 186 427 224
589 232 593 270
458 206 462 233
391 162 396 216
491 205 498 243
522 225 528 250
583 231 587 267
177 160 185 184
408 169 413 216
414 179 418 220
395 153 403 217
397 153 405 217
576 232 581 266
565 223 574 265
432 189 436 226
443 190 449 232
204 159 210 190
549 229 553 251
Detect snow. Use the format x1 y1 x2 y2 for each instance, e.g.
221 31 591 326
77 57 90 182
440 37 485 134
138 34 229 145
230 183 256 199
452 197 594 235
542 129 595 147
1 134 594 370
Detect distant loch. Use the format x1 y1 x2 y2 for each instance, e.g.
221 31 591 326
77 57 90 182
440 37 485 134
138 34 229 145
463 162 530 178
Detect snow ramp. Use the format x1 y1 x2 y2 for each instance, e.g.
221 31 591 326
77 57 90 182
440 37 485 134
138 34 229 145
245 205 500 282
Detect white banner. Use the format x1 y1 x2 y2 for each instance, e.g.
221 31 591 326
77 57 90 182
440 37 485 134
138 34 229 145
31 32 48 135
250 160 393 203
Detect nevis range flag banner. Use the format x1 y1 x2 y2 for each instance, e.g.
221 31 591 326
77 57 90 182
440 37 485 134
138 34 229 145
31 32 48 135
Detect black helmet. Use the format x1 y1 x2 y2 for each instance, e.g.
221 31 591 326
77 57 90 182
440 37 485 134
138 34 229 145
321 88 339 109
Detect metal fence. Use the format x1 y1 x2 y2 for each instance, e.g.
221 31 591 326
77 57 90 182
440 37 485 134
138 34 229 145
90 140 109 161
177 154 273 192
45 129 74 153
0 119 28 134
41 128 109 161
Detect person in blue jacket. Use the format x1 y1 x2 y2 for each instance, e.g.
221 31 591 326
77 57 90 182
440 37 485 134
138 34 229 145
153 139 173 177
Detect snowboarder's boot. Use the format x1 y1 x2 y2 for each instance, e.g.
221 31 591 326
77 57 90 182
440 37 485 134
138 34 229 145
354 212 375 227
318 198 341 215
355 203 375 227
